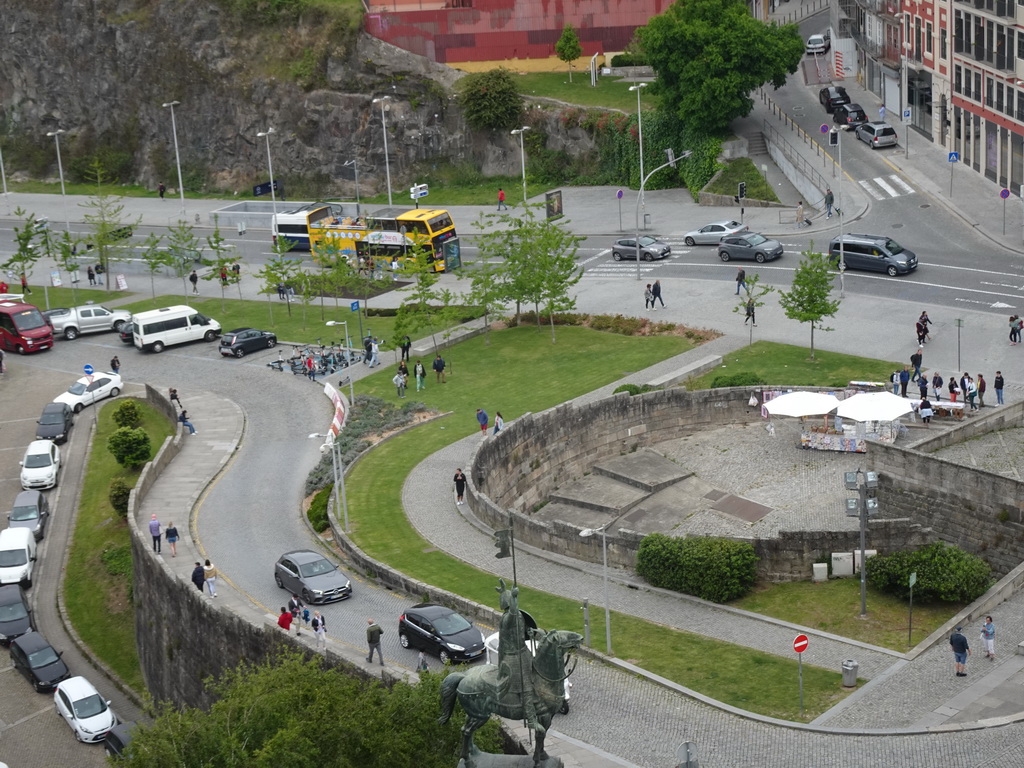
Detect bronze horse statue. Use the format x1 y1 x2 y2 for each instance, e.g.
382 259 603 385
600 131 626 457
438 628 581 767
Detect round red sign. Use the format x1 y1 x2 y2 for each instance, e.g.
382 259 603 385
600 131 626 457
793 634 809 653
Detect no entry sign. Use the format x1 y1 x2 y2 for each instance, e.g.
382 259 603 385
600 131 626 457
793 634 809 653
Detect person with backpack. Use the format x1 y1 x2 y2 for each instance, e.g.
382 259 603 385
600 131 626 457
288 594 304 636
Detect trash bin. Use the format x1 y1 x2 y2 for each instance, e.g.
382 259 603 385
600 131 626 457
842 659 859 688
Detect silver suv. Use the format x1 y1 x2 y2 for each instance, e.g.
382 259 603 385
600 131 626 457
855 121 898 149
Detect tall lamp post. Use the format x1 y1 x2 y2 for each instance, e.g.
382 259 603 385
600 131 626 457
579 523 612 655
325 320 356 405
371 96 393 206
256 128 278 217
634 149 690 280
45 130 69 232
308 432 350 532
511 126 530 206
0 140 8 212
162 100 187 220
344 158 361 212
629 83 647 212
844 469 879 618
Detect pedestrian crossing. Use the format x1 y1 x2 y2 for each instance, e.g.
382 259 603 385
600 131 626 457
858 175 915 200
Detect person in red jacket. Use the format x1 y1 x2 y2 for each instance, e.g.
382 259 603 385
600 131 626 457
277 607 292 632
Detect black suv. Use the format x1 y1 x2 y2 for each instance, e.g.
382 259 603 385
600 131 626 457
819 86 850 113
36 402 73 444
219 327 277 358
398 603 486 664
833 103 868 128
10 631 70 691
0 584 33 647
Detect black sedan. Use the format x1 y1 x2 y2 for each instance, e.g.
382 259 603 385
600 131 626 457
274 550 352 604
9 632 70 692
220 327 278 358
0 584 33 647
398 603 486 664
118 321 135 344
611 236 671 262
717 232 784 263
36 402 73 444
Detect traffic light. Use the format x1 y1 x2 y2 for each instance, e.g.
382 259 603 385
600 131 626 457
828 130 839 147
737 181 747 199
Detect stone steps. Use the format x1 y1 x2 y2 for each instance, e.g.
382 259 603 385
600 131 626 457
592 450 692 493
548 474 649 514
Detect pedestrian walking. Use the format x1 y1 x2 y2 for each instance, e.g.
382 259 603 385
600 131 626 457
203 559 218 597
20 272 31 294
158 182 166 200
169 387 181 408
995 371 1005 405
191 562 206 592
899 367 910 398
305 355 317 381
919 397 933 425
744 297 756 326
950 626 971 676
231 262 241 277
651 280 665 308
302 607 311 630
497 188 508 211
363 336 372 365
278 607 292 632
476 408 489 434
917 375 928 400
1013 315 1023 345
288 594 304 635
795 201 806 228
313 610 327 651
735 267 747 295
931 372 944 401
400 335 412 361
967 377 979 411
87 265 96 286
179 409 197 435
977 373 987 407
220 268 229 287
493 411 504 434
433 353 446 383
366 618 385 665
824 188 834 218
910 347 923 381
644 283 654 311
369 339 380 368
277 282 286 300
981 616 996 660
110 355 120 374
918 310 933 343
189 270 199 295
915 319 928 346
148 514 162 553
453 468 467 506
949 377 959 403
393 369 407 398
165 522 178 557
414 360 427 391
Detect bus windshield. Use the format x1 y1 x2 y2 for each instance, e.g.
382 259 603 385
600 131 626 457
12 308 48 332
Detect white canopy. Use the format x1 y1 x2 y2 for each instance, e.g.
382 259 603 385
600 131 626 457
763 391 841 418
835 392 914 422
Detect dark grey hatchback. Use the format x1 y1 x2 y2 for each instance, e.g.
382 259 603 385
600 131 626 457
398 603 486 664
0 584 33 647
220 327 277 358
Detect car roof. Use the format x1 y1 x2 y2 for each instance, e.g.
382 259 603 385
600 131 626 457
25 440 54 453
57 675 98 698
865 121 891 127
40 402 69 413
407 602 457 618
279 550 327 565
12 631 51 653
225 327 254 334
0 583 27 605
13 489 44 505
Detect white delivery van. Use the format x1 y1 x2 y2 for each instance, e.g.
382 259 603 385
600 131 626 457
0 527 38 588
132 305 221 353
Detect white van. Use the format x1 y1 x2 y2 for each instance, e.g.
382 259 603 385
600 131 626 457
0 527 38 588
132 305 221 353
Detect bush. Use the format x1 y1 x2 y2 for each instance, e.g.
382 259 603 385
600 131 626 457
107 427 152 470
307 485 332 533
609 53 648 67
613 383 656 396
456 68 524 131
866 542 992 603
112 399 143 429
108 478 132 518
636 533 758 603
710 372 767 388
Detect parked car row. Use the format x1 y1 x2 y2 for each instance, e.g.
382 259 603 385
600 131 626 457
819 86 899 149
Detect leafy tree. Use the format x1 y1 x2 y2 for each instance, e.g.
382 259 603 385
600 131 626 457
112 399 143 429
53 230 83 306
255 251 301 324
456 68 524 131
107 427 152 470
80 160 141 277
3 208 45 291
165 221 203 300
137 232 172 301
555 24 582 82
732 272 775 345
203 217 240 313
777 249 839 360
639 0 804 135
108 478 131 519
462 253 508 345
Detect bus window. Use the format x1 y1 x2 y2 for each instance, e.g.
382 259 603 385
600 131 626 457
428 213 453 232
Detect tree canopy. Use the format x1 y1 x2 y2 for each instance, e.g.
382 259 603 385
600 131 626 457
639 0 803 135
456 68 524 131
555 24 582 82
777 249 840 359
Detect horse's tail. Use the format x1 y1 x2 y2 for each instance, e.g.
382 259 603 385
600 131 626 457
437 672 465 725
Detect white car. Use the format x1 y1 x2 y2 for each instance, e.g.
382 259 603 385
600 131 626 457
54 676 116 743
19 440 61 490
806 33 831 55
53 372 123 413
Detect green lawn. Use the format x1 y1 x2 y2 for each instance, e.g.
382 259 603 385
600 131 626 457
688 341 900 389
13 283 132 312
64 398 174 691
512 72 658 113
733 579 964 651
706 158 781 204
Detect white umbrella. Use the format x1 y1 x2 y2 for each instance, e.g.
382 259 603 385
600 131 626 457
763 391 840 417
835 392 914 422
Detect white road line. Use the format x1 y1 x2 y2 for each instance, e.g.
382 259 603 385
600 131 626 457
889 175 915 195
873 176 899 197
858 180 885 200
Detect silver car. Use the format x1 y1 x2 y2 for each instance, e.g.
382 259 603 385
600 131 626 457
274 550 352 604
611 236 671 261
718 232 784 263
44 305 131 340
855 121 898 149
684 220 748 246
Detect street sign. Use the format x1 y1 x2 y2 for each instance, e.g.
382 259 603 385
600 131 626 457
616 189 623 199
83 364 94 375
252 180 281 197
409 184 429 199
1001 188 1011 199
820 124 830 134
909 572 917 587
350 300 359 312
793 634 809 653
903 108 912 120
948 152 960 162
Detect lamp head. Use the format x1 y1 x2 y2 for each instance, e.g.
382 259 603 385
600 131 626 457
46 129 66 137
629 83 648 92
579 528 596 538
162 100 181 108
257 128 275 138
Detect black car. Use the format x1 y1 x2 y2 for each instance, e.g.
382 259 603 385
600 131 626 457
220 327 277 358
398 603 486 664
0 584 33 647
274 550 352 604
10 631 70 691
104 721 136 758
36 402 73 444
833 103 868 128
819 86 850 113
118 321 135 344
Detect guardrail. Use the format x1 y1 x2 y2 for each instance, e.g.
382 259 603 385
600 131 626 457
759 91 840 188
769 0 829 25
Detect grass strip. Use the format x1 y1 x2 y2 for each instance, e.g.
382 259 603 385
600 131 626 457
705 158 781 203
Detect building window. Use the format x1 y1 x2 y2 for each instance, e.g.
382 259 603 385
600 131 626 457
987 77 995 107
997 82 1005 112
976 72 983 101
955 66 963 95
942 29 948 59
927 23 933 54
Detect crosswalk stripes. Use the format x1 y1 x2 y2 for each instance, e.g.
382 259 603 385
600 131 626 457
858 175 915 200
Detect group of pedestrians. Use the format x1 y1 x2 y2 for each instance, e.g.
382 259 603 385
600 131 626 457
147 515 179 556
475 408 503 436
190 560 218 597
168 386 197 435
643 280 666 310
949 616 997 678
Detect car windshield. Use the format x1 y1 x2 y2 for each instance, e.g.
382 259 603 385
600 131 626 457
67 381 87 395
28 646 60 668
638 236 659 247
72 693 108 719
885 239 905 255
12 308 48 332
0 601 28 621
746 233 768 246
24 452 52 469
10 504 39 521
39 410 64 425
432 611 473 636
0 550 28 567
298 558 336 578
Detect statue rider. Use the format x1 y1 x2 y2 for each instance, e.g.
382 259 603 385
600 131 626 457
495 579 543 734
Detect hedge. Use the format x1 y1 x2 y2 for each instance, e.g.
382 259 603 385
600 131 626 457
866 541 992 603
636 533 758 603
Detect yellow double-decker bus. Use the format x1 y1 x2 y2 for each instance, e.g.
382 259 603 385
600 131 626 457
308 207 458 273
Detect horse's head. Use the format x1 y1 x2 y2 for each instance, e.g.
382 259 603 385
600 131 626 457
536 629 583 659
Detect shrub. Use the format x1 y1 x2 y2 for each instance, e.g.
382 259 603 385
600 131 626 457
636 533 758 603
112 399 143 429
100 544 133 578
108 478 132 518
456 68 524 131
613 383 656 396
609 53 648 67
107 427 152 470
709 372 767 388
307 486 332 533
866 542 992 603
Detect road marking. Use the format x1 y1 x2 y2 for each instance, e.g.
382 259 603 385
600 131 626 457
873 176 899 197
889 175 915 195
859 180 885 200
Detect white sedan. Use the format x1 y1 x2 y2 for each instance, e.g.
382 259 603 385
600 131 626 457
683 220 748 246
20 440 61 490
53 372 123 413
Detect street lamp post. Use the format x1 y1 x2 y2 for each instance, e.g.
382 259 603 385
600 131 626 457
844 470 879 617
162 100 187 220
371 97 393 206
45 130 69 232
325 320 356 405
0 140 8 212
308 433 350 532
511 126 530 206
256 128 278 217
579 523 612 656
634 149 690 280
343 159 361 213
629 83 647 212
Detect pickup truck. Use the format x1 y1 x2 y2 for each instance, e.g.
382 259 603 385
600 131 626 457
44 305 132 340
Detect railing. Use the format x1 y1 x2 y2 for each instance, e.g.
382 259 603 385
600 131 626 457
769 0 830 25
759 91 838 194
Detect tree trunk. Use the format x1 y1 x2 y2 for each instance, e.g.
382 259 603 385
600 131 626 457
267 294 274 326
810 322 816 360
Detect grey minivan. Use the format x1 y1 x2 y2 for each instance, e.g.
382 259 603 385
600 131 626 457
8 490 50 541
829 234 918 276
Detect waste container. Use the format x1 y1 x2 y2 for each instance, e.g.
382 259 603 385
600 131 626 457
842 659 859 688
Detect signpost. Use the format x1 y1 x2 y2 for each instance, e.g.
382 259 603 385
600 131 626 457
793 633 808 715
903 108 912 158
908 572 918 647
349 300 364 345
616 189 624 231
948 152 959 198
409 183 429 208
1001 188 1011 235
83 364 94 376
252 180 280 198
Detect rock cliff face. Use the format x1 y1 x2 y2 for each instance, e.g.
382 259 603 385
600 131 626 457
0 0 498 197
